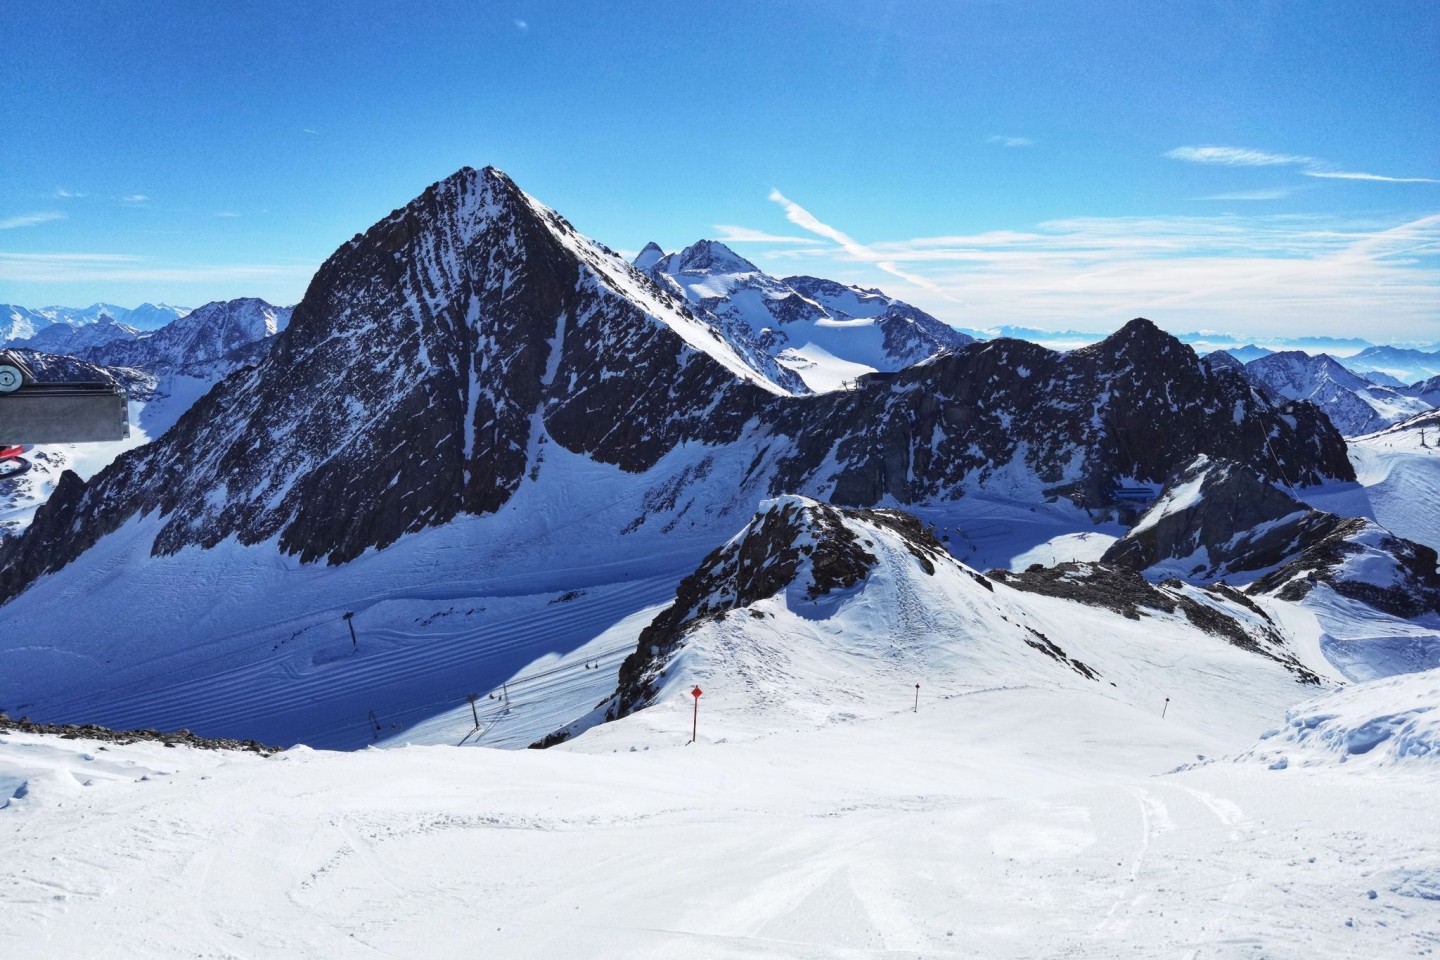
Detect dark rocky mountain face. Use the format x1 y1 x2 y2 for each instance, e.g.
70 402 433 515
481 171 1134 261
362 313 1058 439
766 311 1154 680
0 167 782 596
0 169 1358 605
1102 455 1440 619
1101 456 1352 580
765 320 1353 509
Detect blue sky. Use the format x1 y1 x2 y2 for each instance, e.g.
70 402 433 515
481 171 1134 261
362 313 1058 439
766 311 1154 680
2 0 1436 340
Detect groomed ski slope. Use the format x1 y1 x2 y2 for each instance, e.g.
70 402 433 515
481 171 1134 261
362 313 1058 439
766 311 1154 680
4 675 1437 959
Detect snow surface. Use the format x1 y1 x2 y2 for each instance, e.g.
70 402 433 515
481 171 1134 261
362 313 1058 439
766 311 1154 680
4 672 1437 958
1238 667 1440 768
1300 423 1440 551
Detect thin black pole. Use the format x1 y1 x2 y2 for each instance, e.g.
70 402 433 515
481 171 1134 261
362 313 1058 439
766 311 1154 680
914 683 920 713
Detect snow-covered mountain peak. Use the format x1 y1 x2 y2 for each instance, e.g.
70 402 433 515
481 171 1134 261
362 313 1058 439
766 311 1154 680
633 241 666 272
1244 350 1433 437
668 239 761 276
639 240 973 392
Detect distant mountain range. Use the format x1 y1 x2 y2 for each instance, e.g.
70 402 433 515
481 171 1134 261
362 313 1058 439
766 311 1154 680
1 302 190 342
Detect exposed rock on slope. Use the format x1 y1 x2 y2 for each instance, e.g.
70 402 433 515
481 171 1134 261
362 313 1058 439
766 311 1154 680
0 167 788 595
1101 456 1350 580
601 496 1059 726
1249 518 1440 620
767 319 1353 509
539 495 1324 745
988 561 1319 682
1101 456 1440 620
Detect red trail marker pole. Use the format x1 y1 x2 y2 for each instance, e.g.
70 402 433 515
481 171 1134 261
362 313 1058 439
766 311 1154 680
691 685 703 743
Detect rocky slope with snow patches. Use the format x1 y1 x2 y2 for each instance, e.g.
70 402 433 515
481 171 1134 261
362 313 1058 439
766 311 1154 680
543 494 1326 746
638 239 972 392
1243 350 1432 437
1101 455 1440 621
0 166 800 597
764 318 1353 510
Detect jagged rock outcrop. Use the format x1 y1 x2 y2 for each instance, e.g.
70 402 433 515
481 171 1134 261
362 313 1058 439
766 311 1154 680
1102 455 1440 619
0 167 788 595
1101 456 1351 580
767 320 1354 508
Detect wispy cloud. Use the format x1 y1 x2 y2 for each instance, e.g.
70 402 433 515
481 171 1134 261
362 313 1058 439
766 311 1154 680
1166 145 1315 167
742 204 1440 338
1168 144 1436 186
0 212 65 230
120 194 149 204
766 189 949 295
1303 170 1440 185
514 19 528 31
54 188 84 199
987 135 1034 148
711 225 813 244
1200 188 1294 201
302 128 318 135
215 211 242 219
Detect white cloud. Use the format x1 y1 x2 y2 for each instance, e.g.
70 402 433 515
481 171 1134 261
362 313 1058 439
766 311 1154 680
0 212 64 230
1166 145 1315 167
1303 170 1439 185
1168 145 1436 186
514 19 528 31
1200 188 1294 201
987 135 1035 148
711 225 814 244
215 212 242 219
54 188 84 199
743 206 1440 339
121 194 149 204
766 189 949 295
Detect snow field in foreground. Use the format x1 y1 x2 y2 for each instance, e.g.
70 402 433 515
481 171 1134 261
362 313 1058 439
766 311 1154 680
3 679 1438 960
